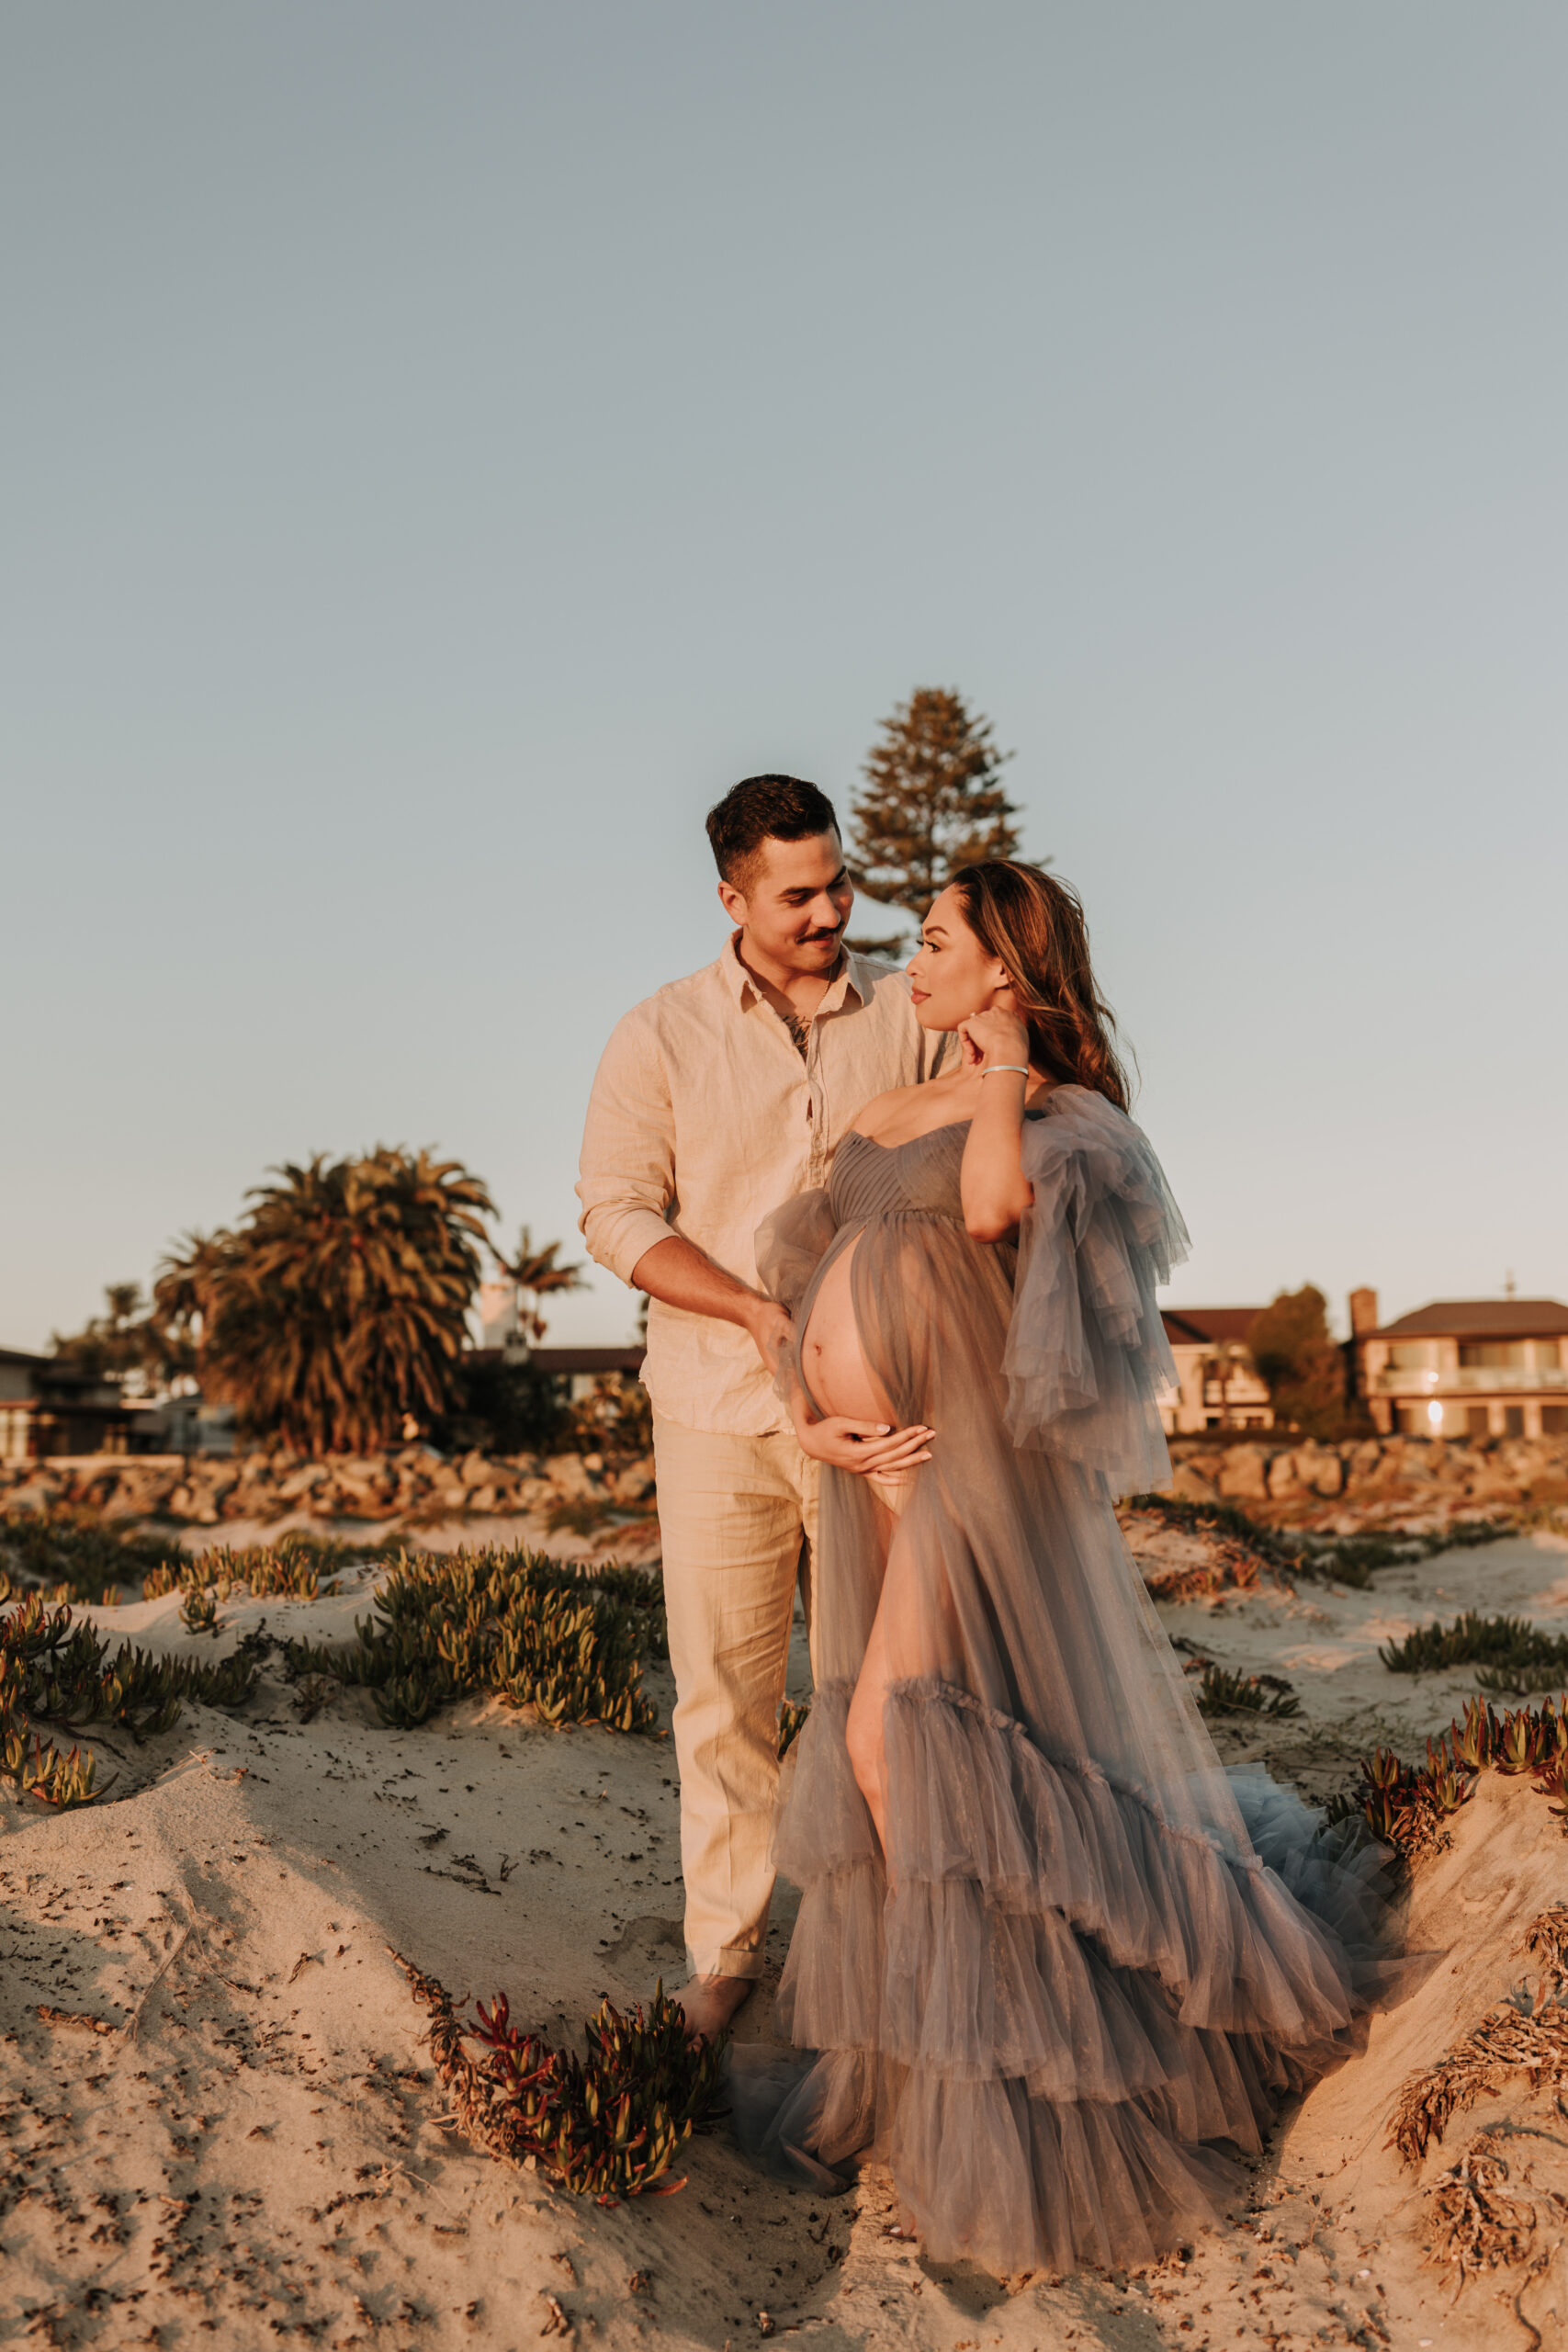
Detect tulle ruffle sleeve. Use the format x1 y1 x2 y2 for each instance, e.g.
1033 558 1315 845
1003 1087 1190 1493
755 1187 841 1412
755 1186 839 1316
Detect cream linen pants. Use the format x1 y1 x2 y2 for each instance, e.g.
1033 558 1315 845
652 1412 818 1982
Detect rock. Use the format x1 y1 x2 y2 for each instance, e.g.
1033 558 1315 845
5 1478 62 1513
1216 1446 1268 1501
1294 1448 1344 1498
1345 1439 1383 1489
545 1455 598 1501
276 1464 326 1500
1266 1453 1299 1498
1169 1463 1216 1502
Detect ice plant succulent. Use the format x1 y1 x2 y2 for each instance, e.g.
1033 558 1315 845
1325 1695 1568 1861
279 1544 665 1731
395 1955 726 2202
0 1589 259 1807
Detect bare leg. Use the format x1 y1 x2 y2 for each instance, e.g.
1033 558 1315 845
845 1472 922 2245
843 1474 909 1860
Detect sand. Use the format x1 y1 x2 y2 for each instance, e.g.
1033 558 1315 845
4 1525 1568 2349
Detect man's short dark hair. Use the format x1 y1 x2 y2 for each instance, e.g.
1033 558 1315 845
705 775 840 888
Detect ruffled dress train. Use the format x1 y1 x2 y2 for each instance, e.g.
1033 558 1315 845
738 1089 1414 2277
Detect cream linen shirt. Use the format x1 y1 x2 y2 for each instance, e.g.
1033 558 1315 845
577 933 945 1436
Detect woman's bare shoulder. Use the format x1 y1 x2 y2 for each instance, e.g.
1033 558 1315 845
850 1074 973 1145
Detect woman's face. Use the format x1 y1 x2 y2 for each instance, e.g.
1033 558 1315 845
907 886 1010 1031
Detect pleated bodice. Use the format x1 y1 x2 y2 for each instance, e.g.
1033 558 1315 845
828 1120 970 1225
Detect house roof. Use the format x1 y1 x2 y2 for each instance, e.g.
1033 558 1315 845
1371 1299 1568 1341
0 1346 50 1372
1160 1308 1263 1349
467 1345 646 1376
530 1346 646 1376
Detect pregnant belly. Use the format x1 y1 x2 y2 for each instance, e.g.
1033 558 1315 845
799 1235 897 1425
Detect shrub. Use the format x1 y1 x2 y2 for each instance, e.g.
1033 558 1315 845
278 1544 666 1731
0 1590 260 1809
1246 1285 1348 1438
0 1510 177 1607
141 1532 387 1604
1380 1612 1568 1694
1124 1493 1517 1594
1194 1664 1302 1719
778 1699 810 1758
1325 1694 1568 1861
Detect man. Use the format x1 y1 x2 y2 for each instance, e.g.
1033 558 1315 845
577 775 942 2038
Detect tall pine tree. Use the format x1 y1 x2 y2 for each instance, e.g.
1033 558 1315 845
846 687 1025 955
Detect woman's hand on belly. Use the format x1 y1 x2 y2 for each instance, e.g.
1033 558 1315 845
790 1397 933 1479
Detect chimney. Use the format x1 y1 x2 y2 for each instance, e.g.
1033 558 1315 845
1348 1286 1379 1338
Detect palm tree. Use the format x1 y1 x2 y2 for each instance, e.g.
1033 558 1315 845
154 1148 494 1453
490 1226 588 1344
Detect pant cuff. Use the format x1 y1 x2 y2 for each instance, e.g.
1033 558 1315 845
686 1942 765 1983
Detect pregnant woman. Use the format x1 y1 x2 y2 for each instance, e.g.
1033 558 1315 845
743 859 1407 2276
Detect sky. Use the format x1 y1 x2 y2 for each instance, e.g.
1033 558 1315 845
3 3 1565 1355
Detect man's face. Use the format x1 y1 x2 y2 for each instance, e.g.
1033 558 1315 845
718 830 854 974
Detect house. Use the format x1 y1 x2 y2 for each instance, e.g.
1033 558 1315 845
1352 1291 1568 1440
0 1346 136 1461
1157 1309 1275 1435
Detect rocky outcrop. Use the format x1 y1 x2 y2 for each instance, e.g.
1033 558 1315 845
4 1433 1564 1539
0 1447 657 1530
1168 1432 1568 1530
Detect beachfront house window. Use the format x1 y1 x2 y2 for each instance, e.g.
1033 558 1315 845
1544 1405 1568 1434
1387 1342 1436 1370
1459 1340 1529 1367
1534 1339 1563 1368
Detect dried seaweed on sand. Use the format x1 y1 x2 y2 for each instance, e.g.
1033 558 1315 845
1422 2130 1538 2287
1390 1907 1568 2166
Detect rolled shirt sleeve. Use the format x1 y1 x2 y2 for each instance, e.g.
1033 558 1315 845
576 1009 682 1286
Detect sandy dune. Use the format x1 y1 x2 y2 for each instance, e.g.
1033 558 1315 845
3 1530 1567 2348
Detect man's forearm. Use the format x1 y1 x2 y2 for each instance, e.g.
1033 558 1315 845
631 1234 793 1374
630 1235 766 1336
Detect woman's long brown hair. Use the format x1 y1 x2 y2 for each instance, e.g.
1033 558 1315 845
947 860 1131 1111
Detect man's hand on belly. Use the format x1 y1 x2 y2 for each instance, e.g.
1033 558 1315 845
746 1300 794 1375
630 1233 793 1374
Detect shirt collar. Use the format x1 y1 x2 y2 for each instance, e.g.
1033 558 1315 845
720 931 869 1015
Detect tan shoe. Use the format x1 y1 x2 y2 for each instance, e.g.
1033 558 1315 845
672 1973 754 2041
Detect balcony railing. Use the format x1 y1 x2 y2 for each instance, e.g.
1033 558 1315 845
1375 1364 1568 1395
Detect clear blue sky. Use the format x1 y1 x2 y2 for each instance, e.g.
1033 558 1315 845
3 3 1564 1353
